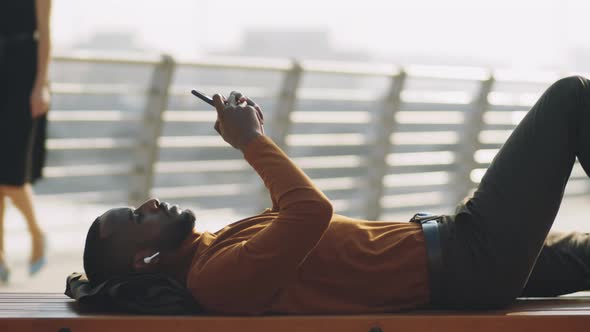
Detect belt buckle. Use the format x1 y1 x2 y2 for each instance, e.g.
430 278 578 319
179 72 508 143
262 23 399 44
410 212 441 224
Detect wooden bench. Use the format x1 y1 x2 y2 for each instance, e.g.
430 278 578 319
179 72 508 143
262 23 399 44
1 293 590 332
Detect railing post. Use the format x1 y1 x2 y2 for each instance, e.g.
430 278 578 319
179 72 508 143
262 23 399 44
128 55 175 206
364 70 406 220
268 61 303 149
452 74 494 206
255 61 303 211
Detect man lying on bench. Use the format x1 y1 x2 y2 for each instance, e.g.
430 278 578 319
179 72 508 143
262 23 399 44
82 77 590 315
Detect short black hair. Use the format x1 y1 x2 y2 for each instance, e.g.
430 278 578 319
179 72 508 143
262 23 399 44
83 217 109 285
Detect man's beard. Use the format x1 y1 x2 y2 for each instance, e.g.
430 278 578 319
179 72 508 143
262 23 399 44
158 212 196 251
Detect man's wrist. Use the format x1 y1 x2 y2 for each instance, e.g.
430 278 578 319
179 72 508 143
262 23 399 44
238 132 263 152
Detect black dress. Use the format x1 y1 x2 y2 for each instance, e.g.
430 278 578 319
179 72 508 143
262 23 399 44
0 0 47 185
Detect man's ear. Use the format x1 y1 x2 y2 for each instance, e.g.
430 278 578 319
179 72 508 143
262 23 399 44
132 248 160 272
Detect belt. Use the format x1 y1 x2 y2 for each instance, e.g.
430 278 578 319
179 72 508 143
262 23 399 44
410 212 444 305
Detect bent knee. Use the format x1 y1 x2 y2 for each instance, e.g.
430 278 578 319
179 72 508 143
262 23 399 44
550 75 589 96
539 75 590 123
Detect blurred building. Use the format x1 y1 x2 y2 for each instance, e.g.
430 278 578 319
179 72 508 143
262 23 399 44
220 28 369 61
206 29 370 89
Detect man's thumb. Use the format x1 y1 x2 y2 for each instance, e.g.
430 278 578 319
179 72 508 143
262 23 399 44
212 94 226 115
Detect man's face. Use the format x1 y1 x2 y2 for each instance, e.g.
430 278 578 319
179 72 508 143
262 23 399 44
99 198 196 255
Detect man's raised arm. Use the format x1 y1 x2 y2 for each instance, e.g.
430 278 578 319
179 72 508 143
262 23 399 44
189 93 333 314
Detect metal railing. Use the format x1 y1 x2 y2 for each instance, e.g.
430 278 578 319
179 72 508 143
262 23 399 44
40 52 590 221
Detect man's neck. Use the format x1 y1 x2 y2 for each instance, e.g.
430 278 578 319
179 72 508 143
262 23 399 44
159 229 204 285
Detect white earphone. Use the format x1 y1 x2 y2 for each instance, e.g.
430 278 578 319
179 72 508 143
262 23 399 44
143 252 160 264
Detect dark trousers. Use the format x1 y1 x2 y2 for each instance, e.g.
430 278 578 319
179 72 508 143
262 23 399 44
438 76 590 308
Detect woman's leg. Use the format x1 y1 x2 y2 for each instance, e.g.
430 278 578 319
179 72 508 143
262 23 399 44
442 76 590 307
0 184 44 263
0 192 5 264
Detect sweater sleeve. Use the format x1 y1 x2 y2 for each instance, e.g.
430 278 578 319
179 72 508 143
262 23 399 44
190 136 333 314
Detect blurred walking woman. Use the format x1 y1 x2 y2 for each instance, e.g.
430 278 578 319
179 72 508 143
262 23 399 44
0 0 51 282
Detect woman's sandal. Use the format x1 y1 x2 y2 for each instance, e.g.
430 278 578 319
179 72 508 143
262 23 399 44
30 235 47 276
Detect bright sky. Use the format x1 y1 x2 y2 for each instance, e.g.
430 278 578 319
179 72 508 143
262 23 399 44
52 0 590 69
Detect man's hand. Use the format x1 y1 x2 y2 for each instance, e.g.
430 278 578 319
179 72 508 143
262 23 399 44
213 91 265 151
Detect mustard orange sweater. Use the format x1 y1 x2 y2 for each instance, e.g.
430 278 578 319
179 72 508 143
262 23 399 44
182 136 430 314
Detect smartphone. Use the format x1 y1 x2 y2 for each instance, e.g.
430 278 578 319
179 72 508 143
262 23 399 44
192 89 249 108
191 89 215 107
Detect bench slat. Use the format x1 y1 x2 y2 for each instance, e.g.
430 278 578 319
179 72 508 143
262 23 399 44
1 293 590 332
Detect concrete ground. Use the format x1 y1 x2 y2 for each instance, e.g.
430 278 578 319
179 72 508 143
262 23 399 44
1 196 590 293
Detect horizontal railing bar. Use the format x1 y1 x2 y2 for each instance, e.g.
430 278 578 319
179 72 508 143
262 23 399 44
301 60 401 77
487 91 541 106
37 190 127 202
492 71 589 84
483 111 527 125
391 131 460 145
405 64 491 81
52 51 162 65
488 103 533 111
47 138 136 150
48 110 139 122
152 184 254 199
388 163 455 171
470 168 486 183
194 207 244 217
313 177 359 191
44 163 132 177
474 149 499 164
384 185 453 196
492 69 563 84
51 83 145 95
290 111 371 124
158 136 224 148
292 155 366 169
383 181 451 190
177 55 293 71
478 130 513 144
387 151 456 166
164 110 388 124
163 111 216 122
480 125 519 132
380 191 446 208
168 85 274 98
159 134 371 148
401 90 473 104
395 111 465 124
297 88 381 102
286 133 367 147
388 146 464 154
155 155 367 174
400 104 473 113
155 160 249 173
383 171 451 187
52 53 588 85
330 199 357 212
